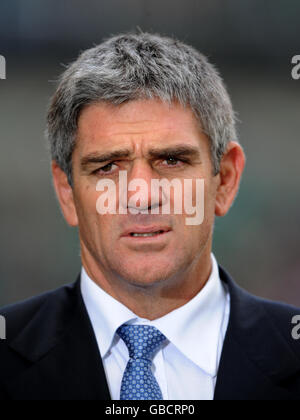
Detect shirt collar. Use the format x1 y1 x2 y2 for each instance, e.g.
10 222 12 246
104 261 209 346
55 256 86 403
81 270 139 359
80 253 228 378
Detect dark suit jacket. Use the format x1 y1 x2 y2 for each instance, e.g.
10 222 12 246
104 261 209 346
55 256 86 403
0 266 300 400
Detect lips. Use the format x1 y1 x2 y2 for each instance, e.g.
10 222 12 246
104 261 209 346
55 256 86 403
121 226 171 238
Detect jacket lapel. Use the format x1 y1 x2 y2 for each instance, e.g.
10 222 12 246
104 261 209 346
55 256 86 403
214 266 300 400
6 279 111 400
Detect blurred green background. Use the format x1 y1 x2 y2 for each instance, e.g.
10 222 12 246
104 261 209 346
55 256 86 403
0 0 299 306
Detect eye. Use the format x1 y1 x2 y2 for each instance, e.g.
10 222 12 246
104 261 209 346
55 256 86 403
163 156 184 167
94 162 118 175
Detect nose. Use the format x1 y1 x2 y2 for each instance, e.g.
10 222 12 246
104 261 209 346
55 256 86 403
125 159 160 213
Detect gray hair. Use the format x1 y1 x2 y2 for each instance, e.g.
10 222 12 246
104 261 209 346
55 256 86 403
46 31 238 186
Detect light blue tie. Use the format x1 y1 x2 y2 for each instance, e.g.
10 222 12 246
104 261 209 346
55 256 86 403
117 324 167 400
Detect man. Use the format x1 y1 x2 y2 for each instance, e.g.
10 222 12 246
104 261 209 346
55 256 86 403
0 32 299 401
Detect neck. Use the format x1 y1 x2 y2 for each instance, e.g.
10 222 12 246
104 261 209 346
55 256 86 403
81 243 213 320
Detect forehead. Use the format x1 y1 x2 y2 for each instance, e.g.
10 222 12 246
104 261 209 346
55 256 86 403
76 99 206 153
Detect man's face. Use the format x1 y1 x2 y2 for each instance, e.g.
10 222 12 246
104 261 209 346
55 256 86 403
70 99 219 287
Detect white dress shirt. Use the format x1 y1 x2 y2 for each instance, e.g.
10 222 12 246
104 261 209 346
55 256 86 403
81 253 230 400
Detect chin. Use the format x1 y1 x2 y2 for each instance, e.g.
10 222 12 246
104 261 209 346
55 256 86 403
115 261 176 288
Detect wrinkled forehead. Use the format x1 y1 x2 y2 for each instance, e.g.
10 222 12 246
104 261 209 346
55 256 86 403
75 99 207 155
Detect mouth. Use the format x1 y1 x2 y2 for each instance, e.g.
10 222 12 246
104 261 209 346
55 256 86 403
130 230 166 238
121 227 172 240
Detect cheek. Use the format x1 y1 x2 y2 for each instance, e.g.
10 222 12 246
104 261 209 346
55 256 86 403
203 175 217 212
184 176 215 216
76 182 103 216
180 179 215 244
74 187 101 233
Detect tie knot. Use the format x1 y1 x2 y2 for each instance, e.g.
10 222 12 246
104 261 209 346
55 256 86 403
117 325 166 361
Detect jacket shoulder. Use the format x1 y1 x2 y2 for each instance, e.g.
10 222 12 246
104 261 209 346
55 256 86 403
0 282 80 400
0 283 76 342
260 297 300 350
243 290 300 335
220 265 300 362
261 297 300 320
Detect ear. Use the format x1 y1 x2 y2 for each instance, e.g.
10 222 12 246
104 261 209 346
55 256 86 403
51 161 78 227
215 141 246 217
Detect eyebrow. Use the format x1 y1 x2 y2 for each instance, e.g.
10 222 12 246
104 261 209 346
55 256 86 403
147 145 201 160
80 144 201 170
81 149 132 169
